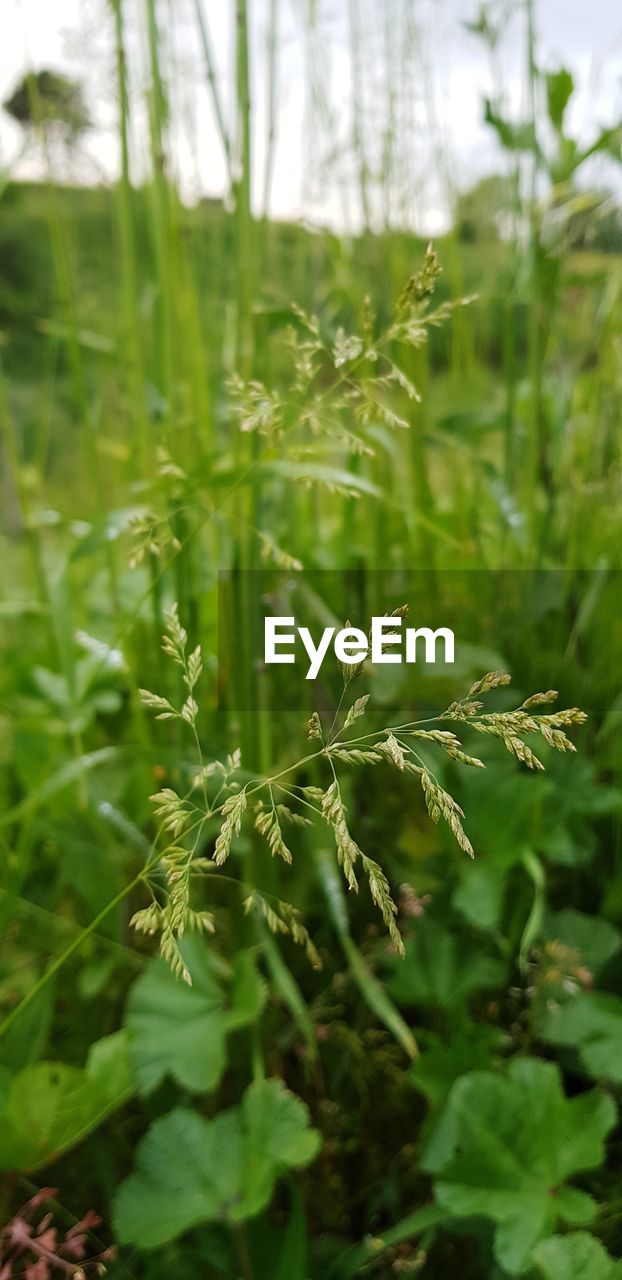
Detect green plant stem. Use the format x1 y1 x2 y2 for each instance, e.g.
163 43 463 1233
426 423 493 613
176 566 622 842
316 847 418 1059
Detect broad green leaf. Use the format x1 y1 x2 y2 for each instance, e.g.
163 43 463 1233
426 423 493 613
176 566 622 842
241 1080 320 1216
546 69 574 132
450 759 553 872
113 1079 321 1248
0 1030 135 1171
0 1067 11 1113
536 991 622 1084
410 1024 505 1111
125 937 266 1094
542 909 621 977
0 981 54 1072
114 1107 243 1247
453 862 504 930
533 1231 617 1280
484 99 538 154
387 918 504 1009
579 124 622 167
551 137 581 184
455 752 610 873
425 1057 616 1275
226 949 267 1030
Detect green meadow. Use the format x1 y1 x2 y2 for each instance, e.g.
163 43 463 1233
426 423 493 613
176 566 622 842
1 3 622 1277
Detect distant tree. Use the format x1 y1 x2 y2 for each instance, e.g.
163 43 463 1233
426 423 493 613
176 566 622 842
3 69 90 144
453 173 517 243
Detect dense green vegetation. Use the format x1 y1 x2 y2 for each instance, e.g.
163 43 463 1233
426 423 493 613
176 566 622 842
1 2 622 1277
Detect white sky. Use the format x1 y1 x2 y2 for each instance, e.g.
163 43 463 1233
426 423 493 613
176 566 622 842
2 0 622 233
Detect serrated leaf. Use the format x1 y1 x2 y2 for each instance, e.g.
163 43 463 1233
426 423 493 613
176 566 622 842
387 918 504 1009
240 1078 321 1214
0 1031 135 1171
533 1231 617 1280
113 1079 320 1248
410 1024 505 1112
114 1107 242 1247
125 937 265 1094
425 1057 616 1275
542 909 621 977
453 862 504 930
536 991 622 1084
226 950 267 1031
484 99 539 154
